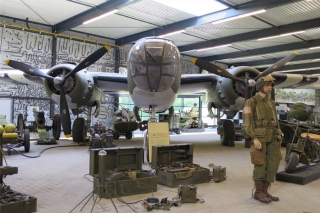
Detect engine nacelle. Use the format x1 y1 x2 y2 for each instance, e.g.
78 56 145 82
204 66 260 112
43 63 102 110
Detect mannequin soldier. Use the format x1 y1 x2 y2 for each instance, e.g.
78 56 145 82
243 75 283 203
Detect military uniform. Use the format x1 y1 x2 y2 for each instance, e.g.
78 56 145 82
243 93 282 182
242 75 283 203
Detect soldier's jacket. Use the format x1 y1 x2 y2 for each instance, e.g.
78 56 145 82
243 93 282 143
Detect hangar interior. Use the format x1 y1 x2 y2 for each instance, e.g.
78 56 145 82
1 0 320 213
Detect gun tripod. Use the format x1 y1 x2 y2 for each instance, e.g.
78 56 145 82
69 150 137 213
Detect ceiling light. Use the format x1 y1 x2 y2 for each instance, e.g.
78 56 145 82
197 44 232 52
257 30 305 41
153 0 228 16
211 9 266 25
83 9 118 24
158 30 186 37
309 46 320 49
312 59 320 61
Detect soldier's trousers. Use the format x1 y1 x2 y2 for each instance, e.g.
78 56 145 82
252 141 281 183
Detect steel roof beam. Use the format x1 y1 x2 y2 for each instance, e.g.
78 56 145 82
116 0 300 45
203 38 320 62
53 0 135 33
234 52 320 67
257 62 320 71
180 17 320 53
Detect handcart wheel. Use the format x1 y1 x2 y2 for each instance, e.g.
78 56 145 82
284 152 299 173
17 114 24 137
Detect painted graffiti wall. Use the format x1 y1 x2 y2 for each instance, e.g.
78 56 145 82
0 27 116 127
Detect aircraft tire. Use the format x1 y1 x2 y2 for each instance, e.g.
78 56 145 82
72 117 86 143
52 114 61 140
284 152 299 173
220 119 235 147
24 129 30 153
281 125 300 147
125 131 132 139
113 131 120 140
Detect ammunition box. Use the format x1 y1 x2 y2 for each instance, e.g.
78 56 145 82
0 191 37 213
0 166 18 175
89 147 157 199
151 144 210 188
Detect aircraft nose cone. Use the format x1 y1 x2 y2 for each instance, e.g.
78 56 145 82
54 76 63 85
247 79 256 87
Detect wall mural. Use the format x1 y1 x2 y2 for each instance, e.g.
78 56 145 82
53 93 115 128
0 28 52 70
55 37 125 73
0 27 117 130
1 84 115 129
182 60 199 74
275 88 315 106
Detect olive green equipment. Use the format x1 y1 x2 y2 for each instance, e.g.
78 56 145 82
24 109 61 145
242 95 282 143
284 103 320 173
89 147 157 199
208 163 226 182
177 185 197 203
151 144 210 188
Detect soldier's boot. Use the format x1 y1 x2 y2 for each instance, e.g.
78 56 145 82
263 181 279 201
253 181 272 203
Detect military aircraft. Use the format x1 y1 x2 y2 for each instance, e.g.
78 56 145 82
0 37 318 144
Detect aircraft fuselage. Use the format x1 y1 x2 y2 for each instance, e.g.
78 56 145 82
127 37 181 112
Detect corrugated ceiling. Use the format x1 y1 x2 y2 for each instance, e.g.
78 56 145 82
0 0 320 73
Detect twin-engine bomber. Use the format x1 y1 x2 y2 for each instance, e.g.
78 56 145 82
1 37 319 145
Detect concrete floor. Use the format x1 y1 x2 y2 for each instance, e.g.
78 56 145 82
2 130 320 213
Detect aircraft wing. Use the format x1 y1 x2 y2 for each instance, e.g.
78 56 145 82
92 73 129 94
94 73 218 95
2 70 319 92
0 69 48 86
272 73 320 89
0 70 217 95
179 74 217 95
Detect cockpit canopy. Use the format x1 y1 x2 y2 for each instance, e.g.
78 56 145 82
128 37 180 92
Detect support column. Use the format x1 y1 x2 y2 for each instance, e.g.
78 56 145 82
114 48 120 73
313 89 320 125
51 36 57 66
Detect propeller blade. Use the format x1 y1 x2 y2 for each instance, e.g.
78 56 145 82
59 86 72 138
192 58 245 83
64 45 110 79
254 52 298 81
5 59 54 80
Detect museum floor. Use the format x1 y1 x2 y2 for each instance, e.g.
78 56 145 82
3 130 319 213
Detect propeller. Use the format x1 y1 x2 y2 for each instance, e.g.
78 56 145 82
191 58 245 83
6 45 110 138
63 45 110 80
253 52 298 81
5 60 54 80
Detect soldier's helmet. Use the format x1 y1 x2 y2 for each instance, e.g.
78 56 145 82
255 75 276 91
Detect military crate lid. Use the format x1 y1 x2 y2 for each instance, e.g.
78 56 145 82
151 143 193 169
89 147 143 176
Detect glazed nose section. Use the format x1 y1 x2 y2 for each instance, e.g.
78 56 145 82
128 38 180 92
